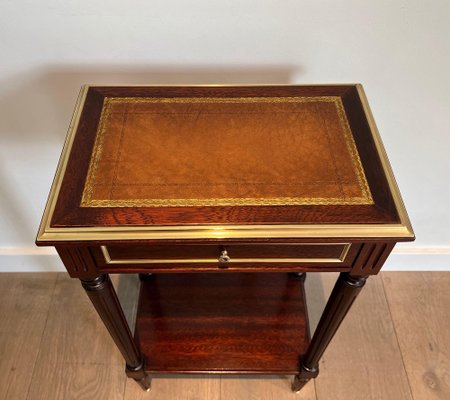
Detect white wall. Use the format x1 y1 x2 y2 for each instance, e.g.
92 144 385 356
0 1 449 271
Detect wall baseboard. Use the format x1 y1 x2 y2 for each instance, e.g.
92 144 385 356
383 247 450 271
0 247 449 272
0 248 64 272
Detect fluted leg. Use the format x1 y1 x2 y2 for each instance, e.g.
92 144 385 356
81 274 151 391
293 272 368 392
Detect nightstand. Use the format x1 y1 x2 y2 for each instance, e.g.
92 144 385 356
36 84 414 392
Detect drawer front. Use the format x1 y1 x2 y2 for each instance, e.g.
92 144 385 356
96 243 354 271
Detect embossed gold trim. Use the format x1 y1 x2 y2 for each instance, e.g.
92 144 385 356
36 84 414 243
101 243 351 264
81 96 372 207
85 197 371 207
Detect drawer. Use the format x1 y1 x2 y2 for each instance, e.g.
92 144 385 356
96 243 355 271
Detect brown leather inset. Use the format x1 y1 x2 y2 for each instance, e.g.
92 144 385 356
81 97 372 207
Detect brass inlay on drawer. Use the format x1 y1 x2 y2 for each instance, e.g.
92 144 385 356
101 243 351 265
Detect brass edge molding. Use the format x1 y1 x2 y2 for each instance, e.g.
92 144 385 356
87 83 360 88
36 85 414 243
356 85 414 238
38 223 414 241
36 85 90 244
339 243 351 261
101 243 351 264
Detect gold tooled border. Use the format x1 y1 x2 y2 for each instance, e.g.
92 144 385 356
81 96 373 207
36 84 414 243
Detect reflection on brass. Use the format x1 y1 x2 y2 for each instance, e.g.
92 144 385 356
218 249 231 263
36 85 414 243
81 96 373 207
38 224 414 242
100 243 351 265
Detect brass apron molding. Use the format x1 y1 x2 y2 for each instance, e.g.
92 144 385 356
101 243 351 265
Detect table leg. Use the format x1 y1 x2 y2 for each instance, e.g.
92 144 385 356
80 274 151 391
292 272 368 392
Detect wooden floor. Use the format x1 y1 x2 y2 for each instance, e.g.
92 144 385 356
0 272 449 400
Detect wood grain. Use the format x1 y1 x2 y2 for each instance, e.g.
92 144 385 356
105 243 348 261
56 247 98 277
136 273 310 374
312 273 413 400
3 272 445 399
29 273 123 366
93 242 359 276
28 363 126 400
0 273 56 400
382 272 450 400
124 374 220 400
27 274 126 399
118 275 223 399
220 375 316 400
46 85 401 232
350 242 395 275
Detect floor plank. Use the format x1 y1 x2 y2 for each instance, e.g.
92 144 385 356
124 374 220 400
220 375 316 400
27 274 126 399
3 272 449 400
27 363 126 400
382 272 450 400
214 272 325 400
0 273 56 400
312 273 413 400
31 273 124 366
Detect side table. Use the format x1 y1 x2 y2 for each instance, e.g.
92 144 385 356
36 84 414 392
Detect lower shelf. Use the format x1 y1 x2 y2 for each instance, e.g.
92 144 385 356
135 273 310 374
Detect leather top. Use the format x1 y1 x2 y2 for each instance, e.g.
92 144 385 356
35 85 414 243
81 96 372 207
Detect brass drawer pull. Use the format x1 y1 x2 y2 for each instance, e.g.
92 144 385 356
218 249 231 263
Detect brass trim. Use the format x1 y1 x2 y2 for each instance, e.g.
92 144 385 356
81 96 372 207
86 83 362 88
36 85 89 244
101 243 351 265
36 84 414 243
38 223 413 241
356 85 414 239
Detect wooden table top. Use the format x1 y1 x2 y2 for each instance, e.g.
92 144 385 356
36 85 413 244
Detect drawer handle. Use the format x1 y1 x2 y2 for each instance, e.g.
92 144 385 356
218 249 231 263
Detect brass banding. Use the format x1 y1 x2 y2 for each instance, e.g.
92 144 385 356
101 243 351 265
36 85 414 243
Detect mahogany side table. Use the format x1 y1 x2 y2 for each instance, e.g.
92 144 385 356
36 84 414 392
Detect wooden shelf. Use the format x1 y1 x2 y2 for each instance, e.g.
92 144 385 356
135 273 310 374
